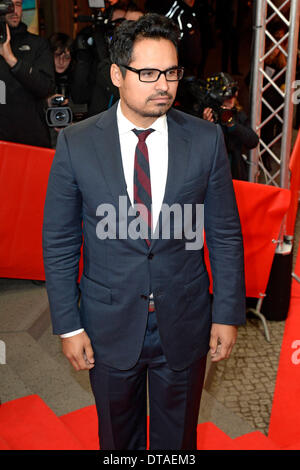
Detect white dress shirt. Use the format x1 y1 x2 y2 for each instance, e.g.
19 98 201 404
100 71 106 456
61 101 169 338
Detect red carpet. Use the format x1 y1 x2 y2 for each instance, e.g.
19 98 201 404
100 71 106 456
60 405 99 450
0 394 282 450
268 245 300 449
0 395 83 450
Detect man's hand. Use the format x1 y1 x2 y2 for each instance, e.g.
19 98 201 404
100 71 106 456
61 331 95 371
203 107 214 123
47 94 69 107
210 323 237 362
0 25 17 68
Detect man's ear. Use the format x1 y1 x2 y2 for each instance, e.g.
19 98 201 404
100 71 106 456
110 64 123 88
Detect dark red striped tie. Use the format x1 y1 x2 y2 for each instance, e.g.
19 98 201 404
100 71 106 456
132 128 155 246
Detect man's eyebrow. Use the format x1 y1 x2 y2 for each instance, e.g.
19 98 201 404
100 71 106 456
141 65 179 70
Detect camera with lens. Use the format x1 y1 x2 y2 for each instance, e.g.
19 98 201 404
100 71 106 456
46 95 73 128
0 0 14 43
189 72 239 125
75 0 124 55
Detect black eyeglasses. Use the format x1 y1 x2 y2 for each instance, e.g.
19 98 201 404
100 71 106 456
120 65 184 82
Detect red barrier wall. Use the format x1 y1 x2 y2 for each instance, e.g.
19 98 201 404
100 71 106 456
205 180 291 298
0 141 54 280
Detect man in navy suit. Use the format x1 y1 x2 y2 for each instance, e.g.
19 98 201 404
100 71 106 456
43 13 246 450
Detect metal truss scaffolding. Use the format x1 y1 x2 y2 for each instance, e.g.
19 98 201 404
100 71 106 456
248 0 299 339
250 0 299 189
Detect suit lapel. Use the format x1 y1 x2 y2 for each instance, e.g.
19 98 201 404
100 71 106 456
163 109 191 207
92 103 130 206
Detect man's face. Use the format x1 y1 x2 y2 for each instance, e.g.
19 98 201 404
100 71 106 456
111 38 179 127
125 11 143 21
222 92 238 109
111 8 126 21
6 0 22 28
54 49 72 74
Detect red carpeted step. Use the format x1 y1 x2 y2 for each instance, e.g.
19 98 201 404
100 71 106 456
61 409 151 450
233 431 280 450
0 395 84 450
0 436 11 450
281 441 300 450
197 422 239 450
60 405 99 450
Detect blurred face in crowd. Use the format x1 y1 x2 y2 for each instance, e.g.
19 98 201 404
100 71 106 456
6 0 22 28
222 92 238 109
125 11 143 20
111 8 126 21
54 49 72 74
111 9 143 21
111 38 179 127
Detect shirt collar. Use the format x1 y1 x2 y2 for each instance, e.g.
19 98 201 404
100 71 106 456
117 100 167 136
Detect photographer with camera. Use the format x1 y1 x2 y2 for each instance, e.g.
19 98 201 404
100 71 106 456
49 32 74 98
0 0 55 148
46 32 87 148
201 73 259 180
71 1 144 117
71 0 122 117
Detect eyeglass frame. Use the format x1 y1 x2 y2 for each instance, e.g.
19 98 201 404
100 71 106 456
119 64 185 82
54 51 72 61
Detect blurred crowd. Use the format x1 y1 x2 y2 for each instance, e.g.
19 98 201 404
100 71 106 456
0 0 299 180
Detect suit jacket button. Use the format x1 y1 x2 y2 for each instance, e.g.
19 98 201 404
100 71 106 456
148 253 154 260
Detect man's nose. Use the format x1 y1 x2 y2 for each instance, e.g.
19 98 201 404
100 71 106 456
155 72 169 90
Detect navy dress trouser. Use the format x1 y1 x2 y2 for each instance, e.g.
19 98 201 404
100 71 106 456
89 307 207 451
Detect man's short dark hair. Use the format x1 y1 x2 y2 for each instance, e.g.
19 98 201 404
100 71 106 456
109 13 180 68
49 32 73 55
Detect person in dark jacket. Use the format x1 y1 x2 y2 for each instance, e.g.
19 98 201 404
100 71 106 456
48 32 74 99
71 14 119 117
47 32 78 148
71 1 143 117
0 0 55 148
203 73 259 180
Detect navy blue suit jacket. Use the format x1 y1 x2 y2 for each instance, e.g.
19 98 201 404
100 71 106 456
42 102 246 371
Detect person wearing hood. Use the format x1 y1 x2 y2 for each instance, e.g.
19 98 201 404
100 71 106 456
0 0 55 148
